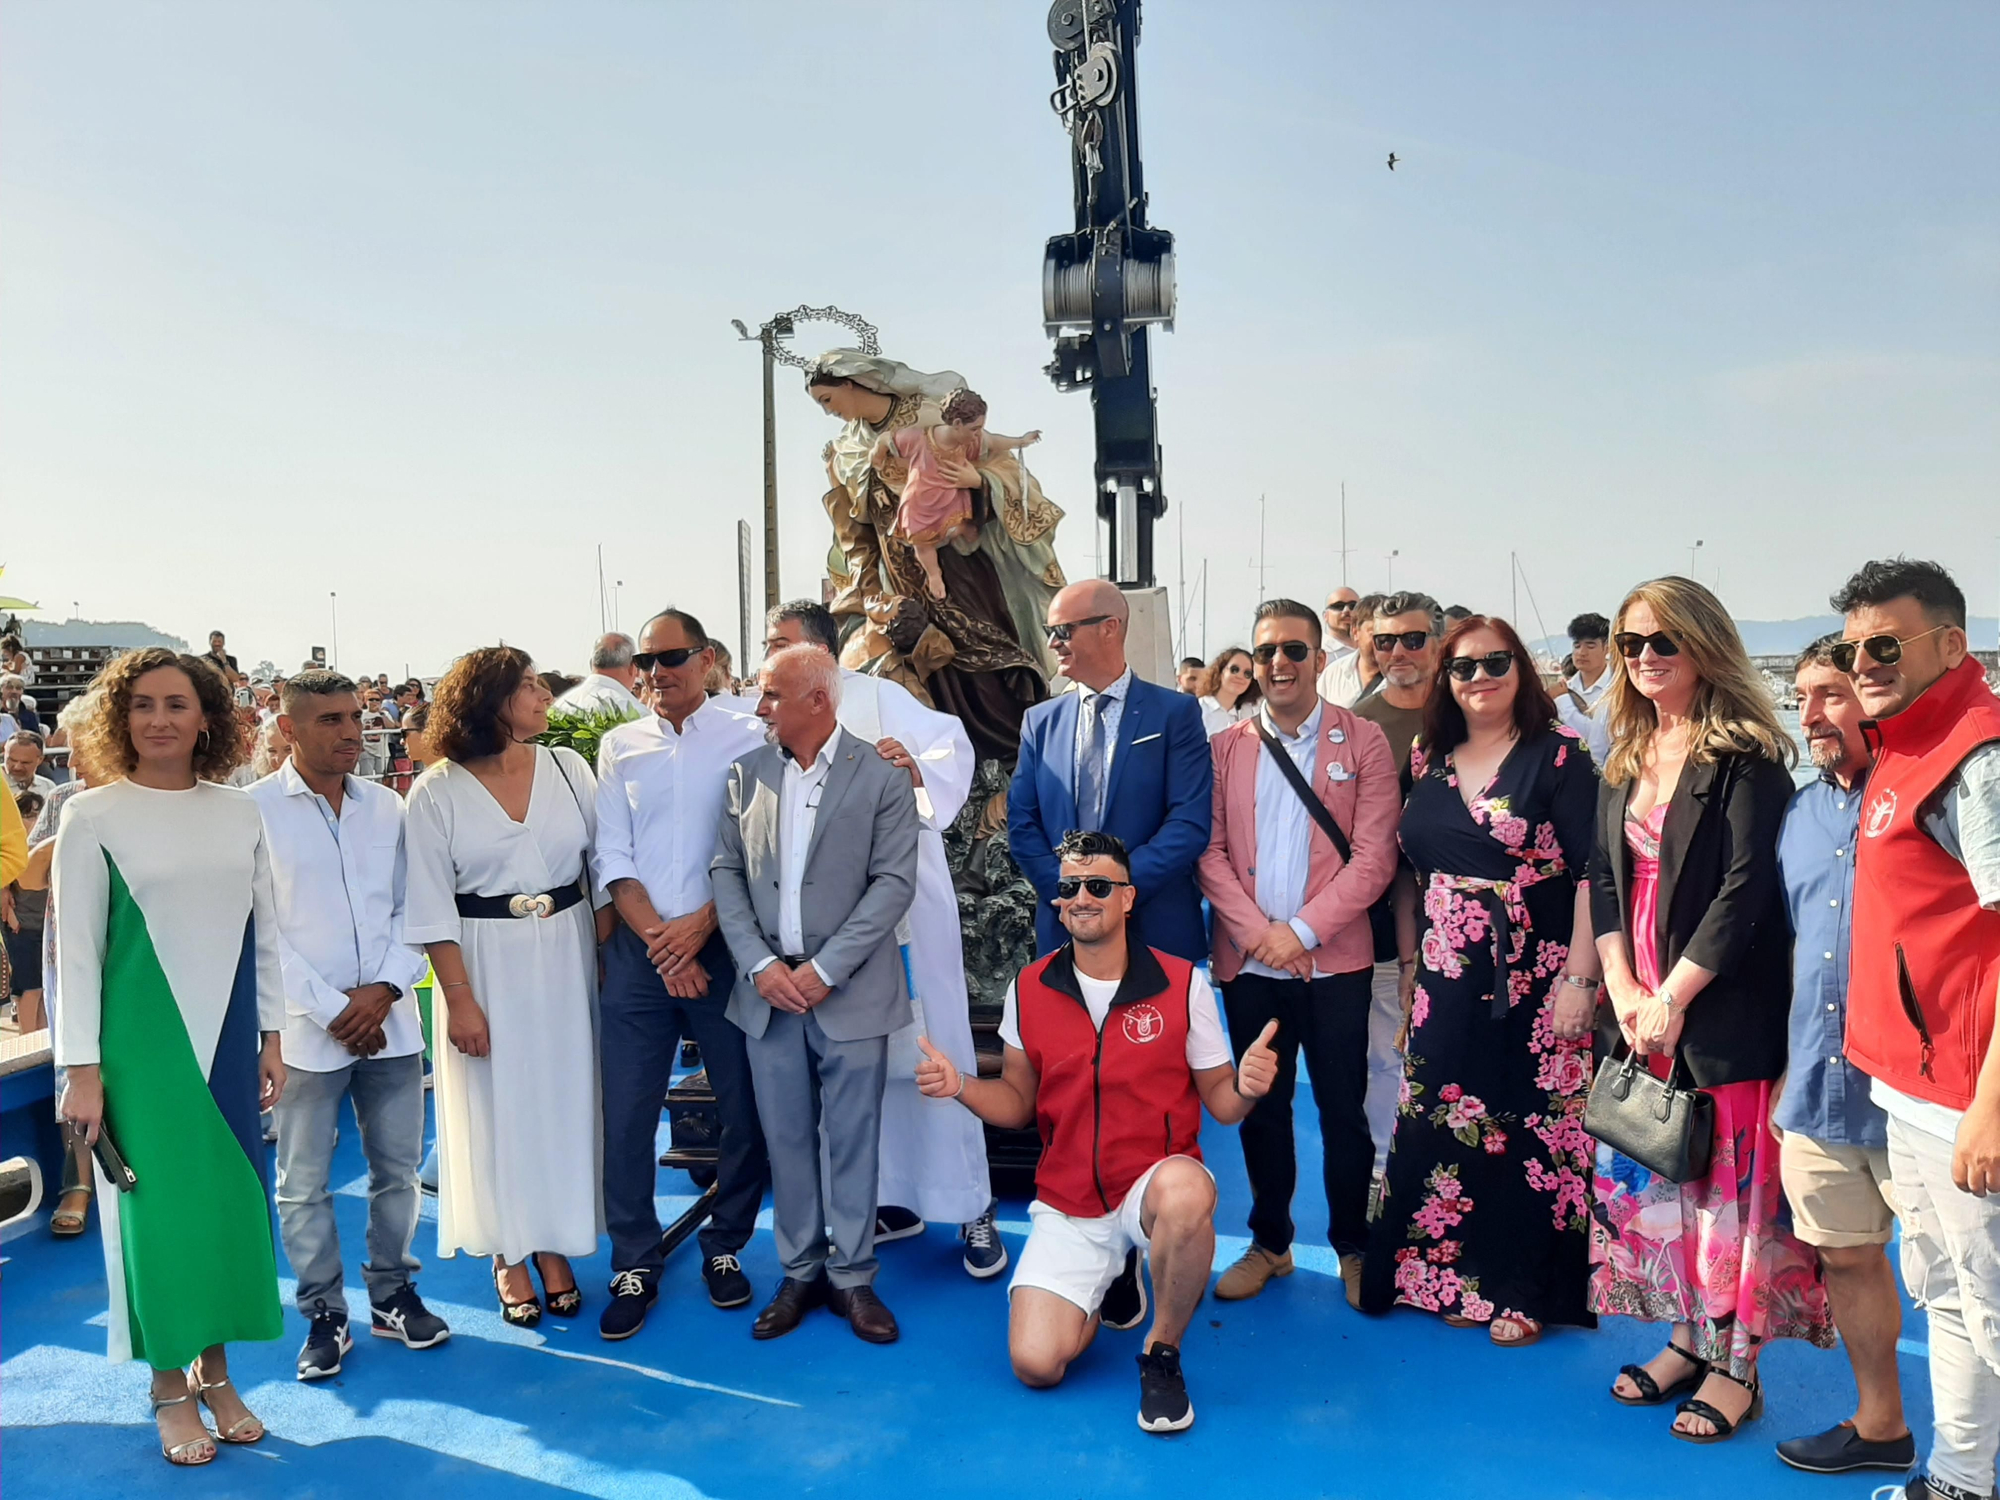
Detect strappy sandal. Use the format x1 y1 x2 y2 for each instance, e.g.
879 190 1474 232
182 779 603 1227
1611 1342 1707 1405
1490 1312 1543 1347
151 1391 216 1467
189 1372 264 1444
493 1259 542 1327
1672 1370 1762 1444
49 1189 90 1238
533 1253 582 1318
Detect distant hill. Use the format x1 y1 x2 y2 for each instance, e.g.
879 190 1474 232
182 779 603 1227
14 617 189 651
1537 616 1999 660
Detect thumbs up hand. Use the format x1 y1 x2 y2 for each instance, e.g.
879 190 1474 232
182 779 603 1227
1236 1019 1280 1101
915 1035 962 1099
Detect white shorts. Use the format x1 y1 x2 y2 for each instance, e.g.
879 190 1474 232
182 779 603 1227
1008 1155 1213 1314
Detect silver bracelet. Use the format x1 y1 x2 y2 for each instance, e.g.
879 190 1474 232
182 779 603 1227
953 1072 968 1100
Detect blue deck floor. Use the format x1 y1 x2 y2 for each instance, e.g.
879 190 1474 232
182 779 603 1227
2 1081 1933 1500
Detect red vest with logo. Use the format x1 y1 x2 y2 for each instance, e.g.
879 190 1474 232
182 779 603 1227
1846 657 2000 1111
1014 943 1204 1218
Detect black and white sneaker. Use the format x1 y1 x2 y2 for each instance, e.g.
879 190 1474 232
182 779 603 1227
600 1268 658 1341
961 1202 1008 1279
1099 1247 1148 1331
370 1284 451 1349
874 1206 925 1242
704 1253 753 1309
297 1307 352 1380
1136 1342 1194 1433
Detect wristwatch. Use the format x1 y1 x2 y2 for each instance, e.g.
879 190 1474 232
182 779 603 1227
1561 974 1601 992
381 982 405 1002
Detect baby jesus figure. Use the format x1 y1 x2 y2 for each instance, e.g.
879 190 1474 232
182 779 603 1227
870 387 1039 600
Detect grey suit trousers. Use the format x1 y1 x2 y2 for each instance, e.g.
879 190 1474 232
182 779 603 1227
744 1007 889 1288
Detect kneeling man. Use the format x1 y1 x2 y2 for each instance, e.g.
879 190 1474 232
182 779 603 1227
916 829 1278 1433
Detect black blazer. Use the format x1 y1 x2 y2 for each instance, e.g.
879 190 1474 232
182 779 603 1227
1589 749 1794 1087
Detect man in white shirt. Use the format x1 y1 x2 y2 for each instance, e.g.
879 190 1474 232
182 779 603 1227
5 731 55 800
555 633 645 721
1315 588 1362 706
764 600 1000 1278
593 608 769 1340
1553 612 1614 765
249 671 445 1383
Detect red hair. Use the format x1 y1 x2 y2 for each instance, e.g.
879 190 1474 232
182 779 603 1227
1416 615 1560 772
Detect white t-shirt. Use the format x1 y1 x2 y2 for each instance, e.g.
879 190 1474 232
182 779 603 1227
1871 741 2000 1141
999 963 1234 1072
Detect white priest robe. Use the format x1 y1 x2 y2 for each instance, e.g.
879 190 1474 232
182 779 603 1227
834 669 993 1224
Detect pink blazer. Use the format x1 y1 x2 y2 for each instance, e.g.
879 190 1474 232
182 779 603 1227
1197 701 1401 983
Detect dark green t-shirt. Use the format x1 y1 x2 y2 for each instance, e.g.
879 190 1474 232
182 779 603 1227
1352 692 1424 960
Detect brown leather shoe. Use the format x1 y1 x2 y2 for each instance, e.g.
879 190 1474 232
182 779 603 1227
1340 1252 1364 1310
1214 1244 1294 1301
751 1276 827 1340
827 1284 900 1344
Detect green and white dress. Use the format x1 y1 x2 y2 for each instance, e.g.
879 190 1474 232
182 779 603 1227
52 779 285 1368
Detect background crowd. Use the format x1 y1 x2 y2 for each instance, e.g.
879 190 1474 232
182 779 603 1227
3 555 1996 1497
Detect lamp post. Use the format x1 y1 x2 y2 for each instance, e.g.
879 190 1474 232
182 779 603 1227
1386 548 1400 591
1689 538 1703 578
614 580 624 635
329 591 339 670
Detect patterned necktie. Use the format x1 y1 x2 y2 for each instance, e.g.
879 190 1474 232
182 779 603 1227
1077 692 1107 831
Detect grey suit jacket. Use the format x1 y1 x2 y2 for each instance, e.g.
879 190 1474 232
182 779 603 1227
710 727 921 1042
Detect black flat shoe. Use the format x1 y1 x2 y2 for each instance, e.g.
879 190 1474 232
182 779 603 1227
493 1261 542 1328
1776 1420 1917 1474
1611 1342 1706 1406
1672 1372 1762 1445
534 1254 582 1318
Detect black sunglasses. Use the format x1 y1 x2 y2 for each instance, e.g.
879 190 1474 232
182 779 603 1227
1614 631 1680 660
634 646 704 672
1373 630 1431 655
1046 614 1113 643
1325 599 1356 614
1251 641 1313 665
1056 875 1132 900
1444 651 1515 682
1828 624 1948 674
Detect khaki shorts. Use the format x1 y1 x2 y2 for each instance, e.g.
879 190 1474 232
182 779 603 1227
1779 1130 1896 1248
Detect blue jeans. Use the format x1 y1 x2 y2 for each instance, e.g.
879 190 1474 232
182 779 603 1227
273 1051 425 1317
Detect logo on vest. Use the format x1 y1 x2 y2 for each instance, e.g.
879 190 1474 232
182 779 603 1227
1122 1004 1166 1045
1864 789 1897 838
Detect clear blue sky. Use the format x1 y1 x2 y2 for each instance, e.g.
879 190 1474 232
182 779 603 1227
3 2 1995 676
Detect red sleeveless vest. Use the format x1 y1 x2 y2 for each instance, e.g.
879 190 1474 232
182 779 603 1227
1846 657 2000 1111
1015 943 1204 1218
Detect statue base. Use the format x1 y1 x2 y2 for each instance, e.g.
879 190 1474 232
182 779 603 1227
1120 585 1176 687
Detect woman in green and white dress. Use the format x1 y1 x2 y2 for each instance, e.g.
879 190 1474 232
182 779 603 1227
55 648 287 1468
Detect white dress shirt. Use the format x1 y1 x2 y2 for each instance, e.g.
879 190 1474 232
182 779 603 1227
247 761 430 1071
593 696 765 918
1555 667 1614 766
1316 645 1363 708
555 673 644 721
1073 666 1134 794
753 732 837 984
1243 701 1324 979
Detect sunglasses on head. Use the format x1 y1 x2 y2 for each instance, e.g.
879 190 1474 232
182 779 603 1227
1373 630 1431 655
1056 875 1131 900
1444 651 1515 682
1046 614 1113 643
1614 631 1680 659
634 646 704 672
1828 624 1948 674
1251 641 1313 665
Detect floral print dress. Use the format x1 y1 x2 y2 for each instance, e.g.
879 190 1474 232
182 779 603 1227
1359 727 1601 1328
1585 805 1834 1377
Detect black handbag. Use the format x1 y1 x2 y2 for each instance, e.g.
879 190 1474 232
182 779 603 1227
1583 1042 1715 1185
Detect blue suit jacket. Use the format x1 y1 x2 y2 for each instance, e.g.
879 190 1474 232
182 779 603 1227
1007 675 1214 960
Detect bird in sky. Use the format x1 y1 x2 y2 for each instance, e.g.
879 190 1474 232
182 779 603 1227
1386 152 1399 170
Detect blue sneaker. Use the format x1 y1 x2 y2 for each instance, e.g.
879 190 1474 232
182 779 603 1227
961 1202 1008 1279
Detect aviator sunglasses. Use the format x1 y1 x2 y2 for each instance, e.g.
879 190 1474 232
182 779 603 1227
1251 641 1313 665
1614 631 1680 660
1056 875 1132 900
1046 614 1114 643
1373 630 1432 655
1828 624 1949 674
634 646 704 672
1444 651 1515 682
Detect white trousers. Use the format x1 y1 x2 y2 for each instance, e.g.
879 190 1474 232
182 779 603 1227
1365 959 1405 1174
1887 1114 2000 1497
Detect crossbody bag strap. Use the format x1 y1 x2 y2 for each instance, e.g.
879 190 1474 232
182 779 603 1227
1253 718 1352 864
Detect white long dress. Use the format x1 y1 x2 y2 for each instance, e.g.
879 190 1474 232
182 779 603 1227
403 747 607 1262
837 670 993 1225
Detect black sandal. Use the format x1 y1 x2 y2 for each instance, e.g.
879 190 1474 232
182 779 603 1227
1611 1342 1706 1406
533 1253 582 1318
492 1260 542 1327
1672 1370 1763 1444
